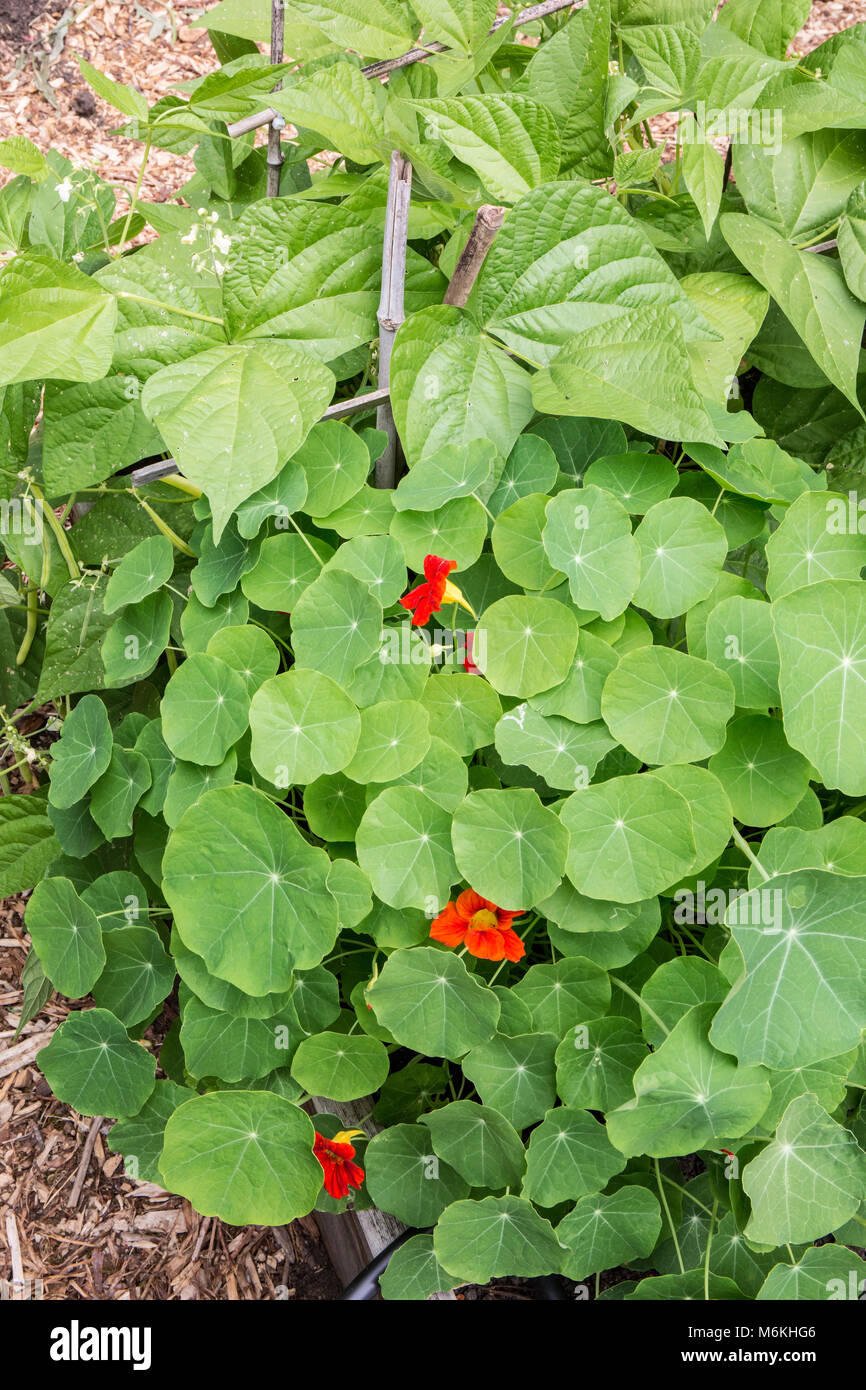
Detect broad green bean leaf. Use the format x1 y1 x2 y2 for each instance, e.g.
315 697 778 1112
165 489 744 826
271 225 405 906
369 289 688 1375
400 96 560 204
652 764 733 877
767 491 866 602
365 1123 470 1226
542 485 640 620
102 591 173 685
394 441 496 513
39 1007 156 1118
532 308 721 447
295 420 370 516
420 672 501 755
249 669 361 786
633 497 728 619
773 580 866 795
523 1107 625 1207
108 1080 195 1186
380 735 469 814
530 631 619 725
0 792 60 895
461 1031 557 1128
160 653 249 766
733 129 866 242
716 0 810 57
451 788 569 910
344 700 429 784
366 947 500 1060
303 772 367 841
557 1187 662 1281
513 958 610 1038
205 625 279 698
583 453 678 513
743 1095 866 1245
433 1196 564 1283
163 784 338 993
0 253 116 385
681 271 770 401
409 0 495 52
390 305 534 467
554 1016 647 1111
171 928 293 1019
37 572 114 701
478 183 715 364
291 568 382 687
606 1005 771 1157
291 1031 388 1101
265 60 388 162
602 646 734 765
90 745 152 840
561 773 696 903
710 869 866 1068
141 341 334 540
180 589 249 654
378 1234 462 1302
93 927 175 1027
708 713 811 826
704 595 780 707
474 595 579 698
240 532 333 611
390 496 488 573
357 789 457 910
838 181 866 300
720 212 865 408
681 136 725 240
495 705 616 791
163 752 238 828
25 877 105 998
280 2 413 61
104 536 174 615
516 0 610 176
492 493 561 591
324 535 406 609
159 1091 322 1225
48 695 113 809
757 1245 866 1300
639 958 728 1048
181 997 301 1082
487 434 558 515
420 1100 524 1189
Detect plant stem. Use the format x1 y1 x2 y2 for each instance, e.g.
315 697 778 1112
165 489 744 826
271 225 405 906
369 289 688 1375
703 1198 718 1300
117 130 152 254
611 974 669 1036
731 825 769 881
287 515 325 565
655 1159 684 1274
114 291 225 327
158 475 203 499
133 491 195 556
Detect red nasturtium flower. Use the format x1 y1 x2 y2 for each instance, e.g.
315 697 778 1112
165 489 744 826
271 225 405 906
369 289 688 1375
314 1130 365 1200
430 890 526 962
400 554 474 626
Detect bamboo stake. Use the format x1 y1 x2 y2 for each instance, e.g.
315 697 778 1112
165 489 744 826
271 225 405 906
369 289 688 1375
443 204 505 307
226 0 583 138
266 0 285 197
375 152 412 489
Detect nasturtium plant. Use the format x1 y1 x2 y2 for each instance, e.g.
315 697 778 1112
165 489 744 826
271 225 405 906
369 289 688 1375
3 0 866 1304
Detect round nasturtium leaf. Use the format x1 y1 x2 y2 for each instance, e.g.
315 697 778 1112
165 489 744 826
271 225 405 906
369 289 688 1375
249 668 361 787
324 534 407 608
296 419 370 517
638 957 728 1048
93 926 176 1027
393 440 497 513
163 751 238 828
555 1016 647 1111
766 490 866 601
172 927 292 1019
290 1031 389 1101
179 995 301 1082
25 876 105 998
390 496 488 572
378 1234 462 1302
710 869 866 1069
233 457 307 538
704 595 780 708
356 787 458 910
451 788 569 910
487 433 558 514
81 870 149 927
561 773 696 902
492 493 561 591
39 1007 156 1118
601 646 735 765
757 1245 866 1302
206 624 280 698
652 764 732 879
542 485 640 620
420 672 502 755
163 783 338 994
523 1107 625 1207
102 590 174 685
160 653 249 767
494 704 616 790
48 694 113 809
344 699 430 784
633 497 727 618
366 947 500 1060
557 1187 663 1282
159 1091 323 1225
135 721 176 815
707 713 811 826
605 1005 771 1158
529 630 619 725
291 567 383 688
365 1123 470 1226
240 533 333 611
433 1196 564 1285
181 589 249 653
90 745 152 840
512 957 610 1037
378 734 469 812
108 1080 196 1185
539 879 656 935
303 772 368 841
583 453 677 513
419 1100 525 1190
461 1031 557 1128
104 534 175 615
474 595 579 698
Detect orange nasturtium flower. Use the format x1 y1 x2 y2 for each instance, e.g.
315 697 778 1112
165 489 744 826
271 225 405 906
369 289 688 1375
430 890 526 962
314 1129 365 1200
399 554 475 626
